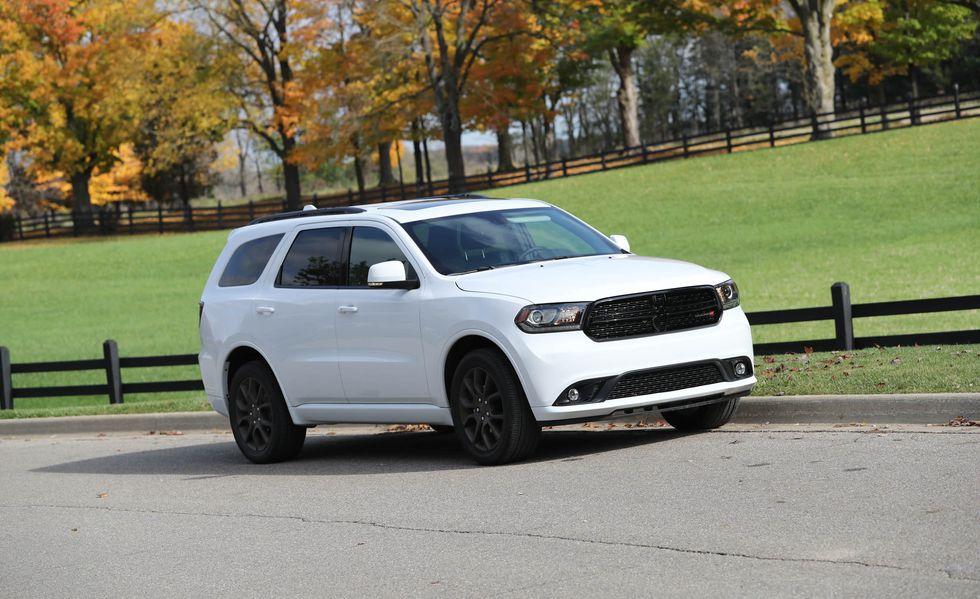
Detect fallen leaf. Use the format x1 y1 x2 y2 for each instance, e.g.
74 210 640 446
96 492 108 499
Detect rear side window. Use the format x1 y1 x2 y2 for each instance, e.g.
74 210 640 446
218 234 284 287
278 227 348 287
348 227 417 287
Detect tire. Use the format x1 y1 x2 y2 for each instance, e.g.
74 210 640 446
449 349 540 465
662 397 740 431
228 360 306 464
428 425 455 434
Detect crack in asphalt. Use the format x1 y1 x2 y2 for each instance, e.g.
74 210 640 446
2 503 976 582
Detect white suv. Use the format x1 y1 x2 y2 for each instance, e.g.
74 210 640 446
199 196 755 465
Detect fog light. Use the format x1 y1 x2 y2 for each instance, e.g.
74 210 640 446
567 388 580 402
734 362 747 377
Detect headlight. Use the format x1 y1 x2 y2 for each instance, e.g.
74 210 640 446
715 279 740 310
515 302 589 333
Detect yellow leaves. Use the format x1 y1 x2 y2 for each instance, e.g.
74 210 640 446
89 144 147 205
0 157 13 212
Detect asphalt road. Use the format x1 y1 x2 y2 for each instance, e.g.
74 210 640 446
1 423 978 598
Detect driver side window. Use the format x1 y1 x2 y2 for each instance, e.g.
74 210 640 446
347 227 417 287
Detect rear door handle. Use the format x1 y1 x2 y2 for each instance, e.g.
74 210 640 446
255 306 275 315
337 305 359 314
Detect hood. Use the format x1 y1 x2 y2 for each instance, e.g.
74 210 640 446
454 254 728 303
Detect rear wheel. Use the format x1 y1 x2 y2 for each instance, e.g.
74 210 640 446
662 397 740 431
450 349 540 465
228 361 306 463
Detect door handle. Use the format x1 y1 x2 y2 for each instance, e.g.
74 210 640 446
337 305 359 314
255 306 275 315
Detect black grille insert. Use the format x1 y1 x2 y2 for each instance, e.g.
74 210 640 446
584 286 721 341
608 363 725 400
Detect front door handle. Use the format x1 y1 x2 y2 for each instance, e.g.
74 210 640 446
255 306 275 315
337 305 359 314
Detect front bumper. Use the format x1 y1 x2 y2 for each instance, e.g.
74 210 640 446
510 308 756 422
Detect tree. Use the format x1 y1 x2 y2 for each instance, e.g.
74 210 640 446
194 0 310 210
837 1 977 95
0 0 158 222
135 20 235 205
546 1 694 149
403 0 534 191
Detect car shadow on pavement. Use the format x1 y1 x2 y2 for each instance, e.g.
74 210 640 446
34 427 689 477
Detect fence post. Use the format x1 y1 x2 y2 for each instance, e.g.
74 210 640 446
600 150 606 170
487 166 493 189
907 93 917 126
561 158 568 177
953 83 961 119
43 212 50 238
128 206 134 234
810 111 819 139
216 201 223 227
186 203 194 231
399 179 406 200
682 135 689 158
103 340 123 405
859 100 867 134
524 160 531 182
0 346 12 410
725 127 733 154
768 121 775 148
640 144 648 164
157 204 164 233
830 282 854 351
16 214 23 240
247 200 254 222
880 99 889 131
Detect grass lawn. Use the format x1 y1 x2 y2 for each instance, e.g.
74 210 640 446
1 119 978 417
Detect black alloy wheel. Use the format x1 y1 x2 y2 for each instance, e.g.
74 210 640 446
228 360 306 464
458 366 505 452
450 349 540 465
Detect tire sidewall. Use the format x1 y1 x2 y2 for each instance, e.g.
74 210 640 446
449 349 529 464
228 361 303 463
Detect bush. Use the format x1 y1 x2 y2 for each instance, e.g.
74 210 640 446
0 212 15 242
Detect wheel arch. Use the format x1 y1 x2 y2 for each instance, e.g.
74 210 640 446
442 333 527 406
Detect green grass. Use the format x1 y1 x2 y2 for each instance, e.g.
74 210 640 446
1 119 978 417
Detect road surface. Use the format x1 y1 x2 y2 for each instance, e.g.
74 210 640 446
1 423 978 597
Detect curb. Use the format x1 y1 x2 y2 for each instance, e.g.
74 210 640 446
0 394 978 436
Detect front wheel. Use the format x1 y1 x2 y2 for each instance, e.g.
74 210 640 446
662 397 740 431
228 361 306 463
450 349 540 465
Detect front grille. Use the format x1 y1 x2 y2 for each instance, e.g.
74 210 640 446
584 286 721 341
607 363 725 400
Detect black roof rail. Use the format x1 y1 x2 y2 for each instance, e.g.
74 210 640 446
248 206 366 226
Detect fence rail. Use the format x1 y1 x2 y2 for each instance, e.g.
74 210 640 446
1 283 977 410
3 86 979 243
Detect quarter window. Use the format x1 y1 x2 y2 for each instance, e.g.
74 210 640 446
218 234 284 287
347 227 416 287
278 227 348 287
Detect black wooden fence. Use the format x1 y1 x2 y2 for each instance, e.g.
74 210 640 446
3 85 978 243
1 283 977 410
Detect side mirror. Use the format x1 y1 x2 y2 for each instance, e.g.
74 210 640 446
609 234 631 252
367 260 419 289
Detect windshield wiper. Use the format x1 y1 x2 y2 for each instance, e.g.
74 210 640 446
455 265 496 275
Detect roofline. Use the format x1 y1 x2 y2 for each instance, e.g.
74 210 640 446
247 206 366 226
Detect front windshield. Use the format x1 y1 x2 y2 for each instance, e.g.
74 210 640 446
402 207 622 275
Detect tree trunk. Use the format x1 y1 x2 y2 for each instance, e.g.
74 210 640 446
237 152 248 197
609 45 641 148
70 169 94 229
791 0 836 138
411 119 425 189
421 136 433 189
353 154 366 195
439 106 466 192
280 134 301 210
377 141 397 187
495 126 515 171
253 155 264 194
